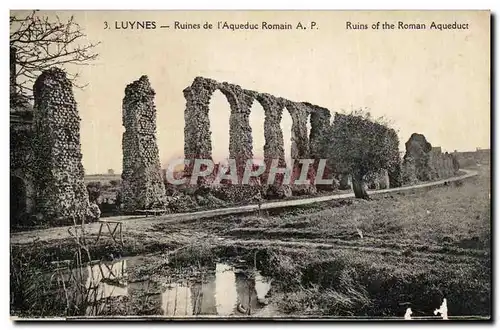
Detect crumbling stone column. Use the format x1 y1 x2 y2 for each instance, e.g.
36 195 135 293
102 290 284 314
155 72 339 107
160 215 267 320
219 83 256 181
287 102 310 169
402 133 433 183
256 94 286 184
183 77 218 180
286 101 316 194
309 106 334 189
309 105 331 158
122 76 166 212
32 68 89 224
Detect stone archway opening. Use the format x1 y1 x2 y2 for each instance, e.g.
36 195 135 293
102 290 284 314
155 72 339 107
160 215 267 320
209 89 232 168
10 175 27 227
281 107 293 168
249 99 266 166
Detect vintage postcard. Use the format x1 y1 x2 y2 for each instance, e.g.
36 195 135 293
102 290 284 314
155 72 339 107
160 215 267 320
9 10 491 321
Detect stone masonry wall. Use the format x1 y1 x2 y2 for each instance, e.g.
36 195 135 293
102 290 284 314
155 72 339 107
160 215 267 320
402 133 433 183
286 101 317 194
183 77 218 181
122 76 166 212
430 151 458 179
183 77 339 197
255 93 287 185
32 68 89 224
309 105 335 190
219 83 256 180
402 133 459 184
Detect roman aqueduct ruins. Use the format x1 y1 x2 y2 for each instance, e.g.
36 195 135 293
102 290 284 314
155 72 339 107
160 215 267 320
10 64 459 226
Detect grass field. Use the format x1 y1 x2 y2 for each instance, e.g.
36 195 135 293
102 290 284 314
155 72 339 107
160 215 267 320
10 164 490 318
152 164 491 317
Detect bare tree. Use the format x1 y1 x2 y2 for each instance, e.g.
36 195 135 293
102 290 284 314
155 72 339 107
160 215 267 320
10 10 99 97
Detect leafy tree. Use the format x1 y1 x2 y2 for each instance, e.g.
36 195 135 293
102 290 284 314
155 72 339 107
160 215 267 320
321 109 400 199
10 10 99 96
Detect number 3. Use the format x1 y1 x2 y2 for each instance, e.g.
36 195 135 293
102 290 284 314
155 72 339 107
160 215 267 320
104 21 109 29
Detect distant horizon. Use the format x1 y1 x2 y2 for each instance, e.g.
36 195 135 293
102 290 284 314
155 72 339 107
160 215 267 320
82 147 490 176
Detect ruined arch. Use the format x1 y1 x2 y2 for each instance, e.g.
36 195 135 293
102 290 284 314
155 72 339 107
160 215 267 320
183 77 331 190
184 78 257 181
218 84 255 179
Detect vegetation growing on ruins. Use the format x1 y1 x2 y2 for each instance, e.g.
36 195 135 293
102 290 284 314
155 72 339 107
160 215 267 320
320 110 400 199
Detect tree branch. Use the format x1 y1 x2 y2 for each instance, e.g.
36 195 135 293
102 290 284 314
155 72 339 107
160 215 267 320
10 10 99 98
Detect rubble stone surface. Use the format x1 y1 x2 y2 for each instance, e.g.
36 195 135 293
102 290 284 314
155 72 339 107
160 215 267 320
402 133 460 184
32 68 89 224
183 77 332 197
121 76 166 212
402 133 433 182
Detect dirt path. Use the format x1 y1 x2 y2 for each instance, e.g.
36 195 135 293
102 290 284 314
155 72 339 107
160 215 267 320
11 169 477 245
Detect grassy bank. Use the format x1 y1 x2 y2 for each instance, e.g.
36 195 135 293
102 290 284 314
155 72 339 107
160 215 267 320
10 165 490 318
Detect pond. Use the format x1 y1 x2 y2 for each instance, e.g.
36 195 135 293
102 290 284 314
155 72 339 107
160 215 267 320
53 257 276 317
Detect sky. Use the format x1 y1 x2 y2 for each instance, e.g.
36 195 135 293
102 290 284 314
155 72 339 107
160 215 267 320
11 10 490 174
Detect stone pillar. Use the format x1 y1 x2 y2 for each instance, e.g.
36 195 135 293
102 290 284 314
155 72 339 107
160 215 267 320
255 93 286 184
121 75 166 212
309 106 334 189
32 68 89 224
309 105 331 158
219 83 255 182
10 47 16 96
287 102 316 194
402 133 433 182
183 77 218 181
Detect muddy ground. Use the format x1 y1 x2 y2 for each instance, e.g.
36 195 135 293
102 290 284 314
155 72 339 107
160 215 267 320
10 165 490 319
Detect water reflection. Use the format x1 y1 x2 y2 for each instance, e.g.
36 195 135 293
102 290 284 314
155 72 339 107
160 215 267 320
162 283 193 316
215 263 237 315
57 259 272 317
160 263 272 316
85 259 128 300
